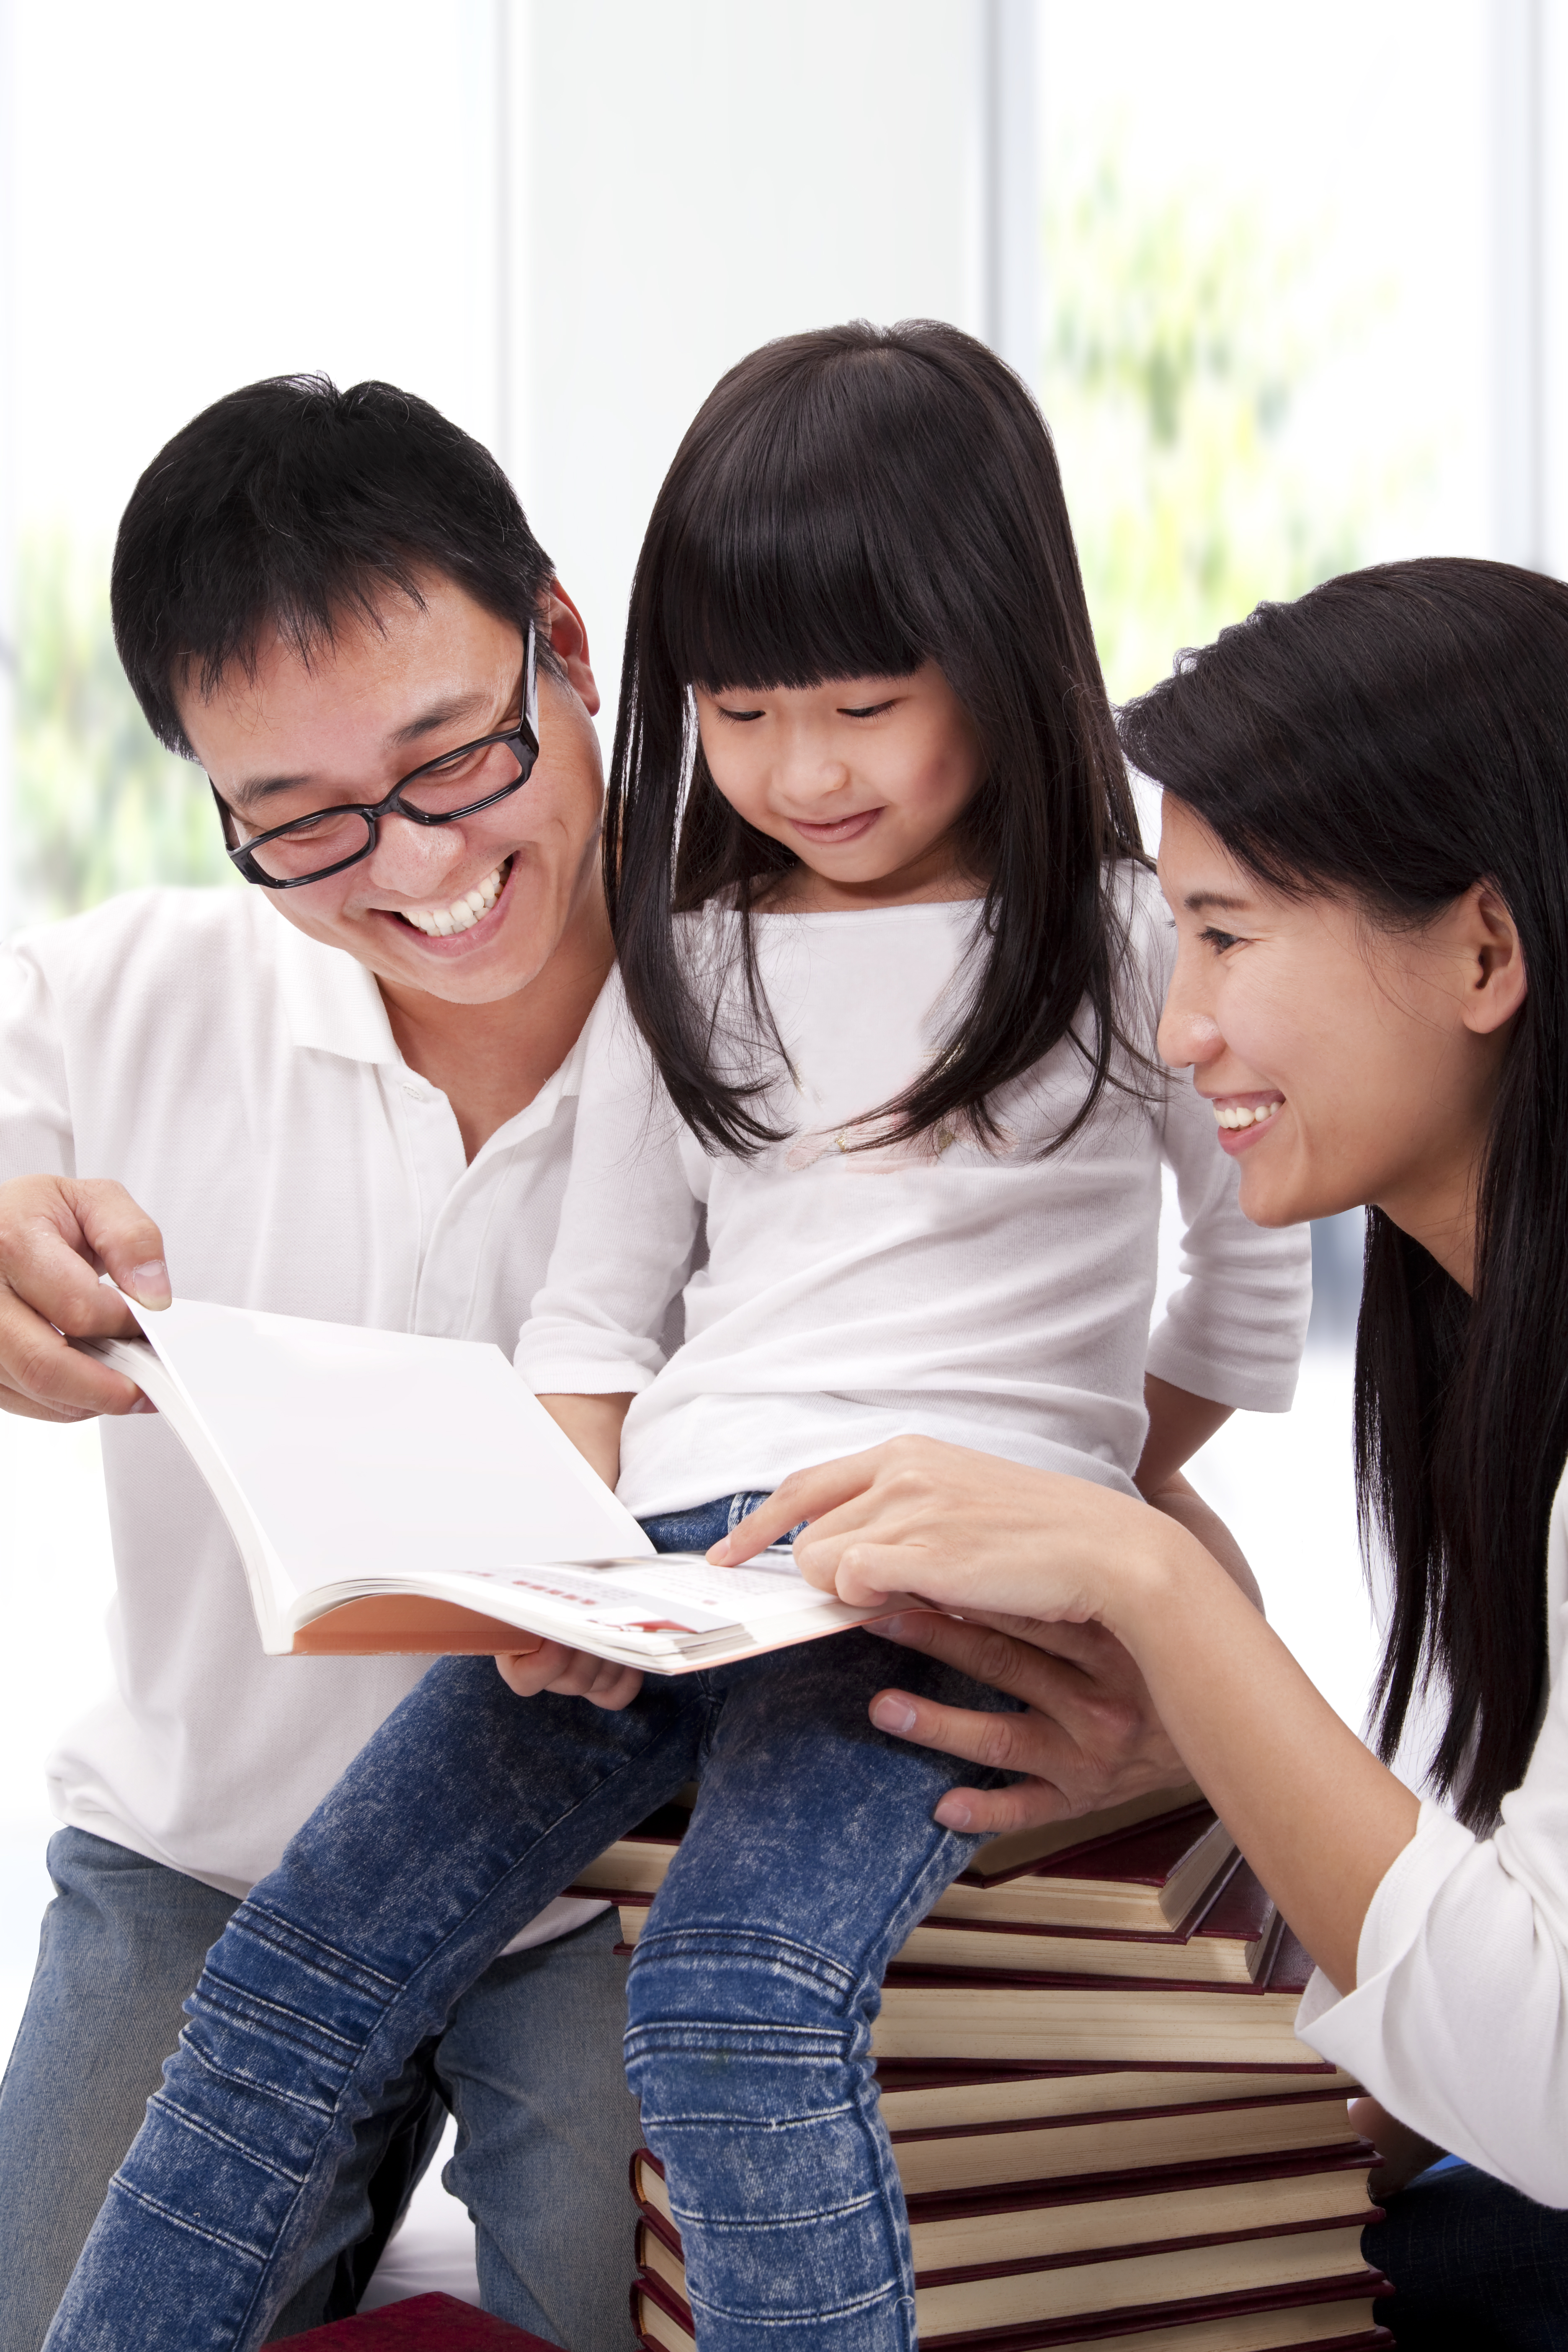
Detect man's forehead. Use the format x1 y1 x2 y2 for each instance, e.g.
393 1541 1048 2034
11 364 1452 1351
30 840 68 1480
177 586 519 797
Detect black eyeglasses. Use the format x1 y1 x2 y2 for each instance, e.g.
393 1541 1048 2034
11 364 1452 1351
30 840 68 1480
213 625 540 889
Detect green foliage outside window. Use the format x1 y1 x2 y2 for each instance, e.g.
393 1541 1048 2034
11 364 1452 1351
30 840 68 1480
1039 162 1398 705
13 532 236 927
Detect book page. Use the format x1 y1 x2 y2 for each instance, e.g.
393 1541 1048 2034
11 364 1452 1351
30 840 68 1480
462 1550 863 1643
121 1296 652 1596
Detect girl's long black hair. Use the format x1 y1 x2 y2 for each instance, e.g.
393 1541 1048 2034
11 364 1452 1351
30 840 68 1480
604 320 1145 1157
1119 559 1568 1828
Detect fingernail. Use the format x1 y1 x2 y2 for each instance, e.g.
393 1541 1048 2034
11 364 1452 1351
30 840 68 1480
936 1797 974 1831
129 1393 158 1416
128 1259 170 1308
871 1694 919 1737
877 1613 906 1639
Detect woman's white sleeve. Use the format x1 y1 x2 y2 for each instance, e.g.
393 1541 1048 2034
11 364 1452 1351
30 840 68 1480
1296 1489 1568 2204
514 977 703 1397
1140 916 1312 1411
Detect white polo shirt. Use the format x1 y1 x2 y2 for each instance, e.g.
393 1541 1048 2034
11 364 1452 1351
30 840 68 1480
0 885 605 1945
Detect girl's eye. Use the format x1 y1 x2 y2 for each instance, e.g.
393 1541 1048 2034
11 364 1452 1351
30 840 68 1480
715 706 764 724
1199 925 1243 954
838 701 896 720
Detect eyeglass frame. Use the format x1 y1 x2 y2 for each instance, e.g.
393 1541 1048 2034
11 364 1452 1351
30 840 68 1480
211 622 540 890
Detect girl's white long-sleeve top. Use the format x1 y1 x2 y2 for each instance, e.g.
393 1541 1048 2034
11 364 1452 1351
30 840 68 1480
1298 1468 1568 2205
515 872 1311 1517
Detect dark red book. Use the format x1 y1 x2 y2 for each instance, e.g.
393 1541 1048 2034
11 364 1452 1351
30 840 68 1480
574 1790 1233 1934
633 2257 1395 2351
871 1929 1328 2071
285 2294 557 2349
871 2058 1359 2138
633 2143 1380 2287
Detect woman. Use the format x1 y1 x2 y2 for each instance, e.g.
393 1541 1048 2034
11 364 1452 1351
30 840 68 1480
718 557 1568 2350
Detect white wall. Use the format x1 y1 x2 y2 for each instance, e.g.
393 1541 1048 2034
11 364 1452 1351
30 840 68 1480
509 0 984 702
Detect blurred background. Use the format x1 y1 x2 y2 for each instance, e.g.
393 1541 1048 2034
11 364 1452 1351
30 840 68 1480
2 0 1560 2285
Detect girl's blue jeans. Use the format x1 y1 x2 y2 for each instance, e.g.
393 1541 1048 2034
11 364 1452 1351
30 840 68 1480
44 1496 1020 2352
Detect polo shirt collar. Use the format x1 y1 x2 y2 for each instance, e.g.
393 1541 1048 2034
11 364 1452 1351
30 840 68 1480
274 914 401 1065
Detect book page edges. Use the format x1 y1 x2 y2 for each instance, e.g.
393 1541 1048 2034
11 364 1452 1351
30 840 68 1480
281 1581 887 1664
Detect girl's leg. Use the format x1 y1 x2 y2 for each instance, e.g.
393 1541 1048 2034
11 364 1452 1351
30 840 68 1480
623 1630 1023 2352
44 1656 708 2352
1365 2158 1568 2351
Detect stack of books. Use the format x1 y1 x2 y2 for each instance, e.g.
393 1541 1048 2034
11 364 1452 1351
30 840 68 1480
569 1787 1391 2352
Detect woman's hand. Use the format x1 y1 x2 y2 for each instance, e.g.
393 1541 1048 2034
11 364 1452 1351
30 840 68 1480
495 1640 644 1711
864 1607 1190 1835
709 1434 1177 1635
718 1435 1423 1993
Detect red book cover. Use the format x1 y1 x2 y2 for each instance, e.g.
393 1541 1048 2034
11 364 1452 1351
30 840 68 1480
632 2143 1382 2291
963 1803 1219 1892
632 2260 1395 2352
884 1924 1315 2001
900 1859 1277 1959
284 2294 557 2349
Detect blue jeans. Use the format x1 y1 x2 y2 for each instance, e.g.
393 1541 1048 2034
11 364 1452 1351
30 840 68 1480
0 1829 641 2352
1365 2158 1568 2349
44 1497 1017 2352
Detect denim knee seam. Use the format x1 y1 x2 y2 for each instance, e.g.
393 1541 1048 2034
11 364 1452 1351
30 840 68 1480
145 2094 309 2187
105 2175 271 2265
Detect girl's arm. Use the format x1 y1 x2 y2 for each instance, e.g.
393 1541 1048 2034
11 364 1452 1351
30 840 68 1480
1136 1375 1261 1611
714 1437 1418 1997
1135 1373 1231 1496
538 1391 634 1491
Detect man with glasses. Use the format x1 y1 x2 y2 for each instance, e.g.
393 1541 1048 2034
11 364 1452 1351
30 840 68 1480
0 377 640 2350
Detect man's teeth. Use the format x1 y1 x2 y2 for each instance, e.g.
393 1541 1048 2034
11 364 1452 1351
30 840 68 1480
1214 1100 1282 1130
402 863 507 937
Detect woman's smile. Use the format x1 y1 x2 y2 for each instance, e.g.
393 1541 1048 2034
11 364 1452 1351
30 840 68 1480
1210 1091 1287 1149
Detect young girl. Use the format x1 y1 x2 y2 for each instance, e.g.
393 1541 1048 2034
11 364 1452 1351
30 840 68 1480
46 324 1309 2352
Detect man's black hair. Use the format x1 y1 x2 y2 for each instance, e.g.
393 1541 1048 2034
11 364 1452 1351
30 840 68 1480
111 374 554 756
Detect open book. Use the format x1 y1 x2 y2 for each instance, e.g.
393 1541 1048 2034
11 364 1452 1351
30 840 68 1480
74 1295 907 1670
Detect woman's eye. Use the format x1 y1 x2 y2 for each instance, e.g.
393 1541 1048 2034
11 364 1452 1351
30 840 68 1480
1199 925 1243 953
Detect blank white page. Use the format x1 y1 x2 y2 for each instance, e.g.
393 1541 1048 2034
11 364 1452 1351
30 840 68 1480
129 1297 653 1595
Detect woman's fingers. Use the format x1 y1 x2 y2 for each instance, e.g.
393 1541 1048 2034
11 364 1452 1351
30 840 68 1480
709 1447 896 1563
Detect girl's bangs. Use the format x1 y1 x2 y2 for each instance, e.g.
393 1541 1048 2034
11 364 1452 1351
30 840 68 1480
657 490 924 694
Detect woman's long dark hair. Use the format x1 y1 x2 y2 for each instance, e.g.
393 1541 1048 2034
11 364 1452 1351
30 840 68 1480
1119 559 1568 1827
604 320 1144 1156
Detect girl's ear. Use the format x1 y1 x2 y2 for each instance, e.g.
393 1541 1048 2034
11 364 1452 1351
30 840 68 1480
1459 882 1527 1035
544 582 600 717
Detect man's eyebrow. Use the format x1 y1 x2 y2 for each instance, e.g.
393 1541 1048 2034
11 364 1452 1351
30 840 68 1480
388 690 492 749
227 771 314 812
222 692 497 810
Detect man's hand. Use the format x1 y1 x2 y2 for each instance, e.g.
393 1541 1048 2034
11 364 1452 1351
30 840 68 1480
0 1176 171 1422
864 1607 1190 1837
495 1639 644 1712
